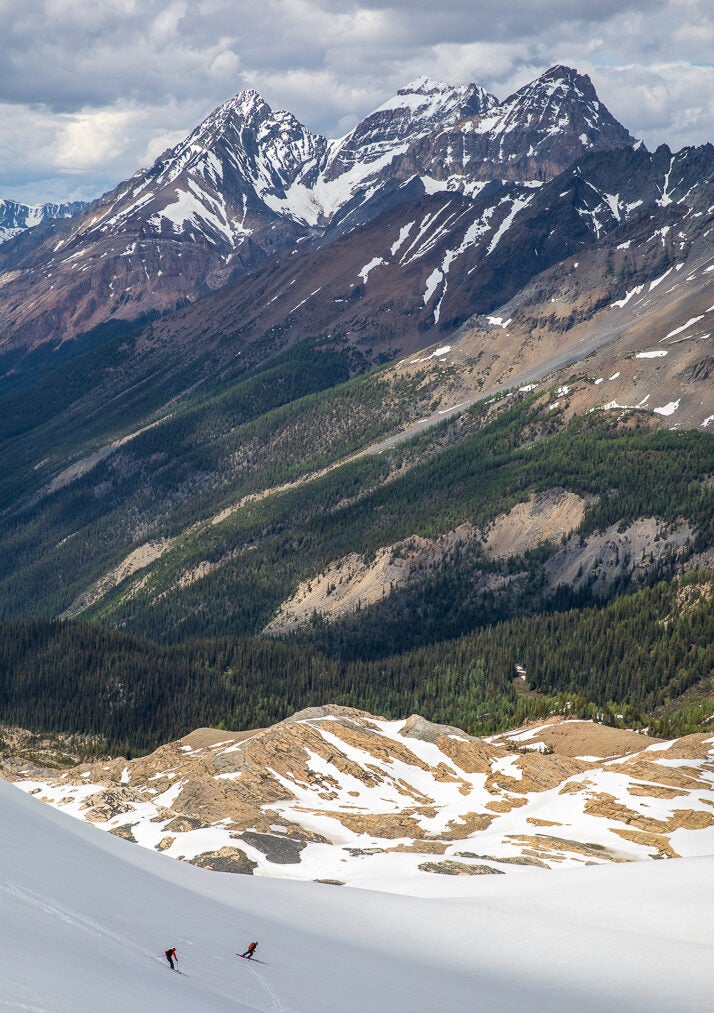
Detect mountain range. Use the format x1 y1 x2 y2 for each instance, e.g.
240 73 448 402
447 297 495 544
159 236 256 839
0 64 710 432
0 62 712 750
0 65 637 355
0 197 87 245
1 57 712 1013
1 63 714 1013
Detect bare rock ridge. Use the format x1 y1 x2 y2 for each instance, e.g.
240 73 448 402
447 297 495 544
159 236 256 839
412 65 636 186
16 706 714 890
265 489 588 633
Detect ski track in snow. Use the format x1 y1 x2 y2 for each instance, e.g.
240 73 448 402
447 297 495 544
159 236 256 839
0 1002 57 1013
0 877 162 968
0 877 258 1012
243 961 298 1013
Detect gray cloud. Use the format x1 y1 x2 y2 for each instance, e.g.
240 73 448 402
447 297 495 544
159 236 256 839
0 0 711 202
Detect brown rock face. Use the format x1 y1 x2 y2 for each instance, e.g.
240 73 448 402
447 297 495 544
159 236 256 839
627 784 687 800
428 735 499 775
109 824 137 843
418 861 504 876
389 841 448 855
584 793 714 834
609 830 679 860
486 753 589 795
188 847 257 874
82 787 148 823
485 797 528 813
505 834 621 863
608 760 709 791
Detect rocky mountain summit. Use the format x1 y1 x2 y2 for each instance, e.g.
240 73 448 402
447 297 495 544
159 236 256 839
105 136 712 434
412 64 636 186
17 707 714 891
0 65 710 652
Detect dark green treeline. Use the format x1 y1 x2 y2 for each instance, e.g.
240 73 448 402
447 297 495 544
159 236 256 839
0 572 711 755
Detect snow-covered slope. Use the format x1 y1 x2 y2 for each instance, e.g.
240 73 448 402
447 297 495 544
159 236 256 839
17 709 714 893
2 772 713 1012
45 77 492 260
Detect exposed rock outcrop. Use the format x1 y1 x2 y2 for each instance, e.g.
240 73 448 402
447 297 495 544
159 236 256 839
15 708 714 889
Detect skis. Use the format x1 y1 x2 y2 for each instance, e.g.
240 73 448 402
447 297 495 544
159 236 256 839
154 955 187 975
236 954 267 964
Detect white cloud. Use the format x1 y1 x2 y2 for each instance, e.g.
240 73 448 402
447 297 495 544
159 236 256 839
48 108 141 171
208 48 241 81
582 63 714 150
149 1 188 45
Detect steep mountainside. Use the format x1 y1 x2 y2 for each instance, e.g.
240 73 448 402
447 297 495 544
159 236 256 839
0 65 711 765
0 66 634 355
2 134 705 440
15 707 714 889
411 64 636 186
0 330 711 642
147 141 712 368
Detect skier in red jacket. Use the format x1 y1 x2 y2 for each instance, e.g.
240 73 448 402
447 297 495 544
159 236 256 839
239 941 258 959
165 947 178 970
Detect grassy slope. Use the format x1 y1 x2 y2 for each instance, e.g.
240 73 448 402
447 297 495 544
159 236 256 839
85 405 714 645
0 336 425 619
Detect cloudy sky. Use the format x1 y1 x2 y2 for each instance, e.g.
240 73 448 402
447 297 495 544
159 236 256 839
1 0 712 204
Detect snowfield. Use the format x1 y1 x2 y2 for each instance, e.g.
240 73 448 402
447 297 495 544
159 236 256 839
1 778 713 1012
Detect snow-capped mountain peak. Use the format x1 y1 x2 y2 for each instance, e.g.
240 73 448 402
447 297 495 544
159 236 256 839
474 64 636 153
194 87 271 137
473 64 627 143
325 77 496 178
377 75 495 115
228 86 266 116
399 75 451 93
146 89 323 196
412 63 638 188
39 66 635 245
0 198 87 245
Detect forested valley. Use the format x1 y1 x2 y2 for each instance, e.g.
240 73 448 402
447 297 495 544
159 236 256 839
0 570 711 755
